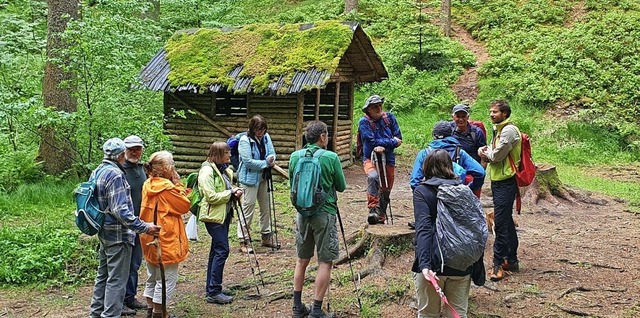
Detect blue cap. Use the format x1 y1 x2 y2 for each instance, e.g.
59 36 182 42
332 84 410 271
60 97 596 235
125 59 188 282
103 138 126 159
452 104 470 115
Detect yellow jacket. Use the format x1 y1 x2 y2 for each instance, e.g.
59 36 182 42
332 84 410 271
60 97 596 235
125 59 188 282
486 119 522 181
140 177 191 266
197 161 234 224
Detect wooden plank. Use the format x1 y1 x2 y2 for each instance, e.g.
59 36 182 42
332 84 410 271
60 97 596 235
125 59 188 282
315 88 320 120
169 93 233 137
296 93 304 150
332 82 340 151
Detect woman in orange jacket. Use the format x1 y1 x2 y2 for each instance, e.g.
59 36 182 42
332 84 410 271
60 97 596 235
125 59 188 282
140 151 191 318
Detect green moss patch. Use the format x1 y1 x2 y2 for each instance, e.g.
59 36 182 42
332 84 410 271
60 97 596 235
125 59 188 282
165 21 354 94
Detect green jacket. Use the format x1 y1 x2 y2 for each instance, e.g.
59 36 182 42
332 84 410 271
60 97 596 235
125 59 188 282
486 119 522 182
197 161 234 224
288 144 347 215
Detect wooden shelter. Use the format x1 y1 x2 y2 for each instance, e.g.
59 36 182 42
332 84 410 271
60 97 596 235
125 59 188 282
138 21 388 177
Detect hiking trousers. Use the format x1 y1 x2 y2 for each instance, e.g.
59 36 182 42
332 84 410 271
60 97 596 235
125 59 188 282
364 159 395 209
89 241 132 318
237 178 271 239
125 233 143 305
413 272 470 318
491 176 519 267
206 213 231 296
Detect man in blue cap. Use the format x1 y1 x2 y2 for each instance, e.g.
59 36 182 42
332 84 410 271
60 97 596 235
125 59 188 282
89 138 161 318
359 95 403 225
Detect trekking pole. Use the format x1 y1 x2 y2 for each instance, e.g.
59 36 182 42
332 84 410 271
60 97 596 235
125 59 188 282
380 152 394 225
336 205 363 310
233 200 265 291
265 168 281 250
148 202 167 316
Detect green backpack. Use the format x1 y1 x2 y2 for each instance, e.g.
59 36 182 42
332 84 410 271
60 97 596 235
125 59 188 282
290 148 327 218
186 171 201 217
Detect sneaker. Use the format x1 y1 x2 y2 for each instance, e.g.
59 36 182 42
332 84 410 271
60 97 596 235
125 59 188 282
292 304 311 318
126 299 148 310
239 241 254 254
489 265 505 281
367 207 380 225
121 305 137 316
309 309 336 318
502 260 520 272
261 233 278 248
206 292 233 304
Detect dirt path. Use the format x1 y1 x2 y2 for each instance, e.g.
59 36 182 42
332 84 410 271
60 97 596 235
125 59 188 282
450 22 490 104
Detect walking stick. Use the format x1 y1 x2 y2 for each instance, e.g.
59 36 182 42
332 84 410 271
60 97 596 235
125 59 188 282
265 168 281 250
336 205 363 311
233 200 265 291
379 152 394 224
147 201 167 316
371 151 394 224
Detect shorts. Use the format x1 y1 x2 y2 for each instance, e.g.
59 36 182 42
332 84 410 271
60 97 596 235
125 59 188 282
295 211 339 263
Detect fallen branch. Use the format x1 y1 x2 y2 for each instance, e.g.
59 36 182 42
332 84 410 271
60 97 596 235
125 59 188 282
554 304 591 316
557 258 622 270
559 286 627 299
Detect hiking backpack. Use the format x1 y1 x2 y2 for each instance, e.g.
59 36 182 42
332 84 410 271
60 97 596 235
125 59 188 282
468 120 487 143
227 132 247 170
507 127 535 187
185 172 201 217
435 183 488 271
290 148 327 218
355 113 390 159
74 166 109 236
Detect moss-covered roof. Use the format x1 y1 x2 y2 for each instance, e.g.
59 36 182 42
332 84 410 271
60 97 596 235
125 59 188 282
164 21 355 94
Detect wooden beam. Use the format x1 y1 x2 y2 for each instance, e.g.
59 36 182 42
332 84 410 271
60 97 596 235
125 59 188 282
315 88 321 120
332 82 340 151
348 82 355 164
169 93 233 137
296 93 304 150
352 33 379 79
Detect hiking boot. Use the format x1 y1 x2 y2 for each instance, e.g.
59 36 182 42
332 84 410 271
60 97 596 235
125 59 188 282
205 292 233 304
309 309 336 318
408 221 415 230
145 308 153 318
126 299 147 310
121 305 137 316
367 207 381 225
502 260 520 272
292 304 311 318
376 212 387 224
261 233 278 248
489 265 505 281
239 241 253 254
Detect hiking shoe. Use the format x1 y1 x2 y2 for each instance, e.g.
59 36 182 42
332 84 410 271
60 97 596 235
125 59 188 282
261 233 278 248
206 292 233 304
367 208 379 225
489 265 505 281
292 304 311 318
126 299 147 310
376 212 387 224
502 260 520 272
239 241 254 254
121 305 137 316
309 309 336 318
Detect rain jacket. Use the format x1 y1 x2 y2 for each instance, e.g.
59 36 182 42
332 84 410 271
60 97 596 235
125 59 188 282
197 161 234 224
485 119 521 181
409 137 485 191
140 177 191 266
358 112 402 165
237 133 276 187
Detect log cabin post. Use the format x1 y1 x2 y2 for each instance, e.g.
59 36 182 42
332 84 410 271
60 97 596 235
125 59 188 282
348 82 355 163
315 88 321 120
332 82 340 151
296 93 304 150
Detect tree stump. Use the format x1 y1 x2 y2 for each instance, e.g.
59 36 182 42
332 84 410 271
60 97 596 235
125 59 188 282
522 164 607 207
335 224 415 280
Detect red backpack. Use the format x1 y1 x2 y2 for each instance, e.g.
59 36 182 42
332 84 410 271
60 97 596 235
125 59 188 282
468 120 487 142
508 131 535 187
355 113 390 159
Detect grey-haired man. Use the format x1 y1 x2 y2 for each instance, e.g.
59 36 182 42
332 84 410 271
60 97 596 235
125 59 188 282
89 138 160 318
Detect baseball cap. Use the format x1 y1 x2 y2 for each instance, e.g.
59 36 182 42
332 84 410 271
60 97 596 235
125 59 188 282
103 138 126 159
452 104 470 115
124 135 144 148
362 95 385 111
432 121 453 139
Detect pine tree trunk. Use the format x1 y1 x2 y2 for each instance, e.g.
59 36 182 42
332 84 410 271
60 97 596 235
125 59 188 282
39 0 79 175
345 0 358 14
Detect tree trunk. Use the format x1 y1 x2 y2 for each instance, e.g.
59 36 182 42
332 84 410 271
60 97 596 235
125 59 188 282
39 0 79 175
521 164 608 207
441 0 451 37
345 0 358 14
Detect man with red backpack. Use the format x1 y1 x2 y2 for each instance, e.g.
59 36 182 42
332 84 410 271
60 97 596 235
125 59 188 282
449 104 487 198
358 95 403 225
478 100 522 282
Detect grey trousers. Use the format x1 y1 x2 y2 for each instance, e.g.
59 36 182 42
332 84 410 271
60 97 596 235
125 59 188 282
89 241 132 318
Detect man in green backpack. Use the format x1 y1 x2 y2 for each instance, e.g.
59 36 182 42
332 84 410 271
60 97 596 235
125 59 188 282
289 121 346 318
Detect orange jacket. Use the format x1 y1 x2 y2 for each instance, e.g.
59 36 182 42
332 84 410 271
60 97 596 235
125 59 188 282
140 177 191 266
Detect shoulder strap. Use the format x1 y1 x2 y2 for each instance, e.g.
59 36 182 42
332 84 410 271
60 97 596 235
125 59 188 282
454 145 461 164
382 112 390 126
312 149 326 159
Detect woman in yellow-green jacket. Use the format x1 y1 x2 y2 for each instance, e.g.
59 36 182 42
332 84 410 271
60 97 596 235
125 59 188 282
198 142 243 305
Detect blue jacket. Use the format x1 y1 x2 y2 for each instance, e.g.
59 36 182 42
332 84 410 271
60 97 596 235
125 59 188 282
237 133 276 187
409 137 485 191
359 112 402 165
449 121 486 164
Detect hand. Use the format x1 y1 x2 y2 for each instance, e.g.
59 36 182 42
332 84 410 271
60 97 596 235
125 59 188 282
477 146 488 159
171 170 180 184
146 224 161 236
267 156 275 167
394 137 403 147
374 146 385 153
422 268 437 282
232 187 243 200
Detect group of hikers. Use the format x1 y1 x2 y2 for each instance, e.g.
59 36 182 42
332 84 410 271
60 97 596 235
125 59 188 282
86 96 524 318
